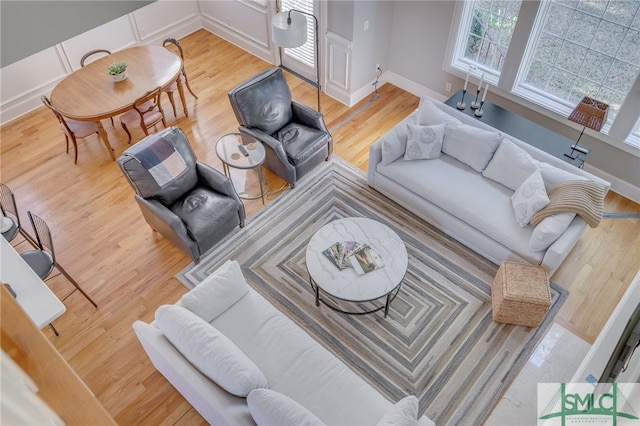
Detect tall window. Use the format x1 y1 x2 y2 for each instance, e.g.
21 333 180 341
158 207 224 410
464 0 521 72
449 0 640 149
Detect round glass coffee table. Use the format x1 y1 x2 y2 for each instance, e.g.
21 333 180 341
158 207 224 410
305 217 408 317
215 133 268 204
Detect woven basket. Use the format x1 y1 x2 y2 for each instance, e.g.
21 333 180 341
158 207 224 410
491 261 551 327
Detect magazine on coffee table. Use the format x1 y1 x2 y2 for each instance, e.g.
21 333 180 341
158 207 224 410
348 245 384 275
323 241 368 270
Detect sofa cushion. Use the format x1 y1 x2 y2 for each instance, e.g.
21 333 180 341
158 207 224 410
376 396 419 426
511 170 550 227
247 389 325 426
404 124 445 160
155 304 268 397
377 156 544 264
276 122 328 165
529 213 576 252
419 97 462 126
443 124 502 172
170 187 239 242
381 112 419 165
482 138 538 191
177 259 249 322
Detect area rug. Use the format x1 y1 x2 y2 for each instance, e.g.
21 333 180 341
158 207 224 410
176 157 568 425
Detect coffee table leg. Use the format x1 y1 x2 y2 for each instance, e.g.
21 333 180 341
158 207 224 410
314 280 320 307
384 293 391 318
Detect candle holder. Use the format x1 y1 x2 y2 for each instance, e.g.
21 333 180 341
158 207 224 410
456 89 467 110
470 88 481 109
474 101 485 117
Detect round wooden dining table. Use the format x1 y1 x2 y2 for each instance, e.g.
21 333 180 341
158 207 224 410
50 45 186 160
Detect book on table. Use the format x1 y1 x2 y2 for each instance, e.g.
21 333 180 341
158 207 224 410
323 241 368 270
348 245 384 275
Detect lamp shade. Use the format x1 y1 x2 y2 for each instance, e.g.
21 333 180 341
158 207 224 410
271 11 307 48
568 96 609 132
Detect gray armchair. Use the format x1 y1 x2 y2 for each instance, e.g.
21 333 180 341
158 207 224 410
117 127 245 263
228 68 333 188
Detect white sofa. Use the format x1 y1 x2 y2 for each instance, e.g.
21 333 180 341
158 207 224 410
134 260 435 426
368 96 610 276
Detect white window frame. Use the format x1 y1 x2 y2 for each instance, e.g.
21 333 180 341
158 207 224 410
444 0 640 156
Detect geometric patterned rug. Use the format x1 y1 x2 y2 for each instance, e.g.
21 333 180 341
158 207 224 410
176 157 568 425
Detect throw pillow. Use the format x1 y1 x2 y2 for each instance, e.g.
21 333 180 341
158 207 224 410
536 161 587 191
443 124 502 172
247 389 326 426
404 123 445 160
418 97 462 126
177 259 249 323
381 113 418 165
529 213 576 252
482 138 538 191
155 304 268 397
376 395 419 426
511 169 550 227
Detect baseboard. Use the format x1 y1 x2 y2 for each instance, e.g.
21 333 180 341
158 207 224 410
583 163 640 204
386 71 446 102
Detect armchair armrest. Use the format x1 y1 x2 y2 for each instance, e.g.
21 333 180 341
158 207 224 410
292 101 330 133
135 195 199 260
196 163 246 226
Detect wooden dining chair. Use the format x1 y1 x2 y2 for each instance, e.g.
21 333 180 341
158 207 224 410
119 87 167 144
41 96 100 164
162 38 198 116
80 49 112 67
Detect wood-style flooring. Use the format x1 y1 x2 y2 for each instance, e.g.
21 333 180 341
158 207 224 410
1 29 639 424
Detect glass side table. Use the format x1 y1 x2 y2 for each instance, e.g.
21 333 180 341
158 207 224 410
215 133 268 204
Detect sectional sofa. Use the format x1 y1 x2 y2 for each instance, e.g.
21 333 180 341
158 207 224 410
368 96 610 276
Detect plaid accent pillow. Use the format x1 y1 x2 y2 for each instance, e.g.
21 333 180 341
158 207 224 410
128 137 188 187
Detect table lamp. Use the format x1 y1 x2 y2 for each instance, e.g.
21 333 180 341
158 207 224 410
271 9 321 112
565 96 609 160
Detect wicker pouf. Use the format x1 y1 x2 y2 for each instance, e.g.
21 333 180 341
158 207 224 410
491 261 551 327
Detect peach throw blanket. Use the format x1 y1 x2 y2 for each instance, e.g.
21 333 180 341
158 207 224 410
531 180 605 228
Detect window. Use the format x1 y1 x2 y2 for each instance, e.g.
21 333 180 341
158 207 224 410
280 0 315 68
449 0 640 150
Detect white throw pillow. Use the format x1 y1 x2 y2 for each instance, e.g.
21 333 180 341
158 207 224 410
529 213 576 252
482 138 538 191
404 123 445 160
511 169 550 227
247 389 326 426
381 113 417 165
443 124 502 172
418 97 462 126
376 395 419 426
155 304 268 397
536 161 587 191
177 259 249 322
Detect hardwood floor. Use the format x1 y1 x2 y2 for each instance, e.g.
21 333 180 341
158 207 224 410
1 29 639 423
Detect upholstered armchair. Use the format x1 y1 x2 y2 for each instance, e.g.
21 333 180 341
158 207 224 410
117 127 245 263
228 68 333 188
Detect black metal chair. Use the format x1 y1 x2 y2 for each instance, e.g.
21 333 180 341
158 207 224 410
20 211 98 311
228 68 333 188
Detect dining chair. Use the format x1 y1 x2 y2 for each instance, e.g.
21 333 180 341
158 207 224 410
80 49 116 126
80 49 112 67
20 211 98 309
119 86 167 144
0 183 21 243
41 96 100 164
162 38 198 116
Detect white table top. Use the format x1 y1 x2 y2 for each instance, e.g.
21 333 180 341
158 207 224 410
0 237 66 328
305 217 408 302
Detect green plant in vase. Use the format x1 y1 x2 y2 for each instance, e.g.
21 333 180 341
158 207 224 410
107 62 128 81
